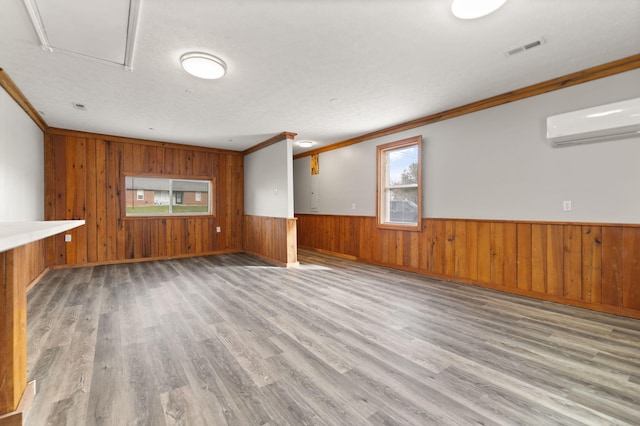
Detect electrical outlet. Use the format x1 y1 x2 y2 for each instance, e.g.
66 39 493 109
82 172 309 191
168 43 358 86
563 200 572 211
216 226 221 233
64 234 72 242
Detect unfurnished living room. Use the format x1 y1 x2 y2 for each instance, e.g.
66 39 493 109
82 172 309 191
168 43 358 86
1 0 640 425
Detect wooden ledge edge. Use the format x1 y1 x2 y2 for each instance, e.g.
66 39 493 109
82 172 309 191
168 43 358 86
0 381 36 426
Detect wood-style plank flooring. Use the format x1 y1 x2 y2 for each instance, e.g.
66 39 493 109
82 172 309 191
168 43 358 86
26 250 640 425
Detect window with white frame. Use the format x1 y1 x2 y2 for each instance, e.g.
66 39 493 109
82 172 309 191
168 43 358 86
136 189 144 200
377 136 422 230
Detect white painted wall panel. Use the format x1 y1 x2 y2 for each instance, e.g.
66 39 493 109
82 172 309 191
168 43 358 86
245 139 294 218
0 89 44 221
294 68 640 223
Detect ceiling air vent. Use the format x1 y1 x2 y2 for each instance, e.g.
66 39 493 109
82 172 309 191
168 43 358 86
505 38 545 57
72 102 87 111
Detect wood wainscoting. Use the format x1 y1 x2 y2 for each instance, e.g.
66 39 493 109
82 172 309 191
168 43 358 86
296 214 640 319
244 215 298 267
0 240 46 422
44 130 244 267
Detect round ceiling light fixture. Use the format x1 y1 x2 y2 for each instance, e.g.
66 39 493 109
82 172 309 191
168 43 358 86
180 52 227 79
297 140 314 148
451 0 507 19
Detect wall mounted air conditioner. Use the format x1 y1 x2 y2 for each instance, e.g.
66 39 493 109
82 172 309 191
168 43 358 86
546 97 640 147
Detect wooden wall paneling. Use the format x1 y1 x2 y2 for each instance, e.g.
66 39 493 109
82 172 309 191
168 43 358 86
490 222 505 285
503 223 517 288
601 227 624 307
622 227 640 309
125 220 136 259
105 141 117 262
75 138 88 264
453 221 467 278
531 224 547 294
122 140 134 173
444 220 456 276
166 219 176 258
581 226 602 303
465 221 478 280
516 223 532 291
395 230 404 266
477 222 491 282
1 241 46 423
114 143 126 260
286 218 298 265
43 135 56 266
53 135 67 265
563 225 583 300
409 231 420 269
85 139 98 263
432 220 446 275
546 225 564 296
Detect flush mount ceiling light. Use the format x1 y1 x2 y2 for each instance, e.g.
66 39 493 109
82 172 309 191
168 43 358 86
297 140 314 148
451 0 508 19
180 52 226 79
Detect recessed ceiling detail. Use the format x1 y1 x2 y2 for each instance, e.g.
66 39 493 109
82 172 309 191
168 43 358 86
22 0 141 69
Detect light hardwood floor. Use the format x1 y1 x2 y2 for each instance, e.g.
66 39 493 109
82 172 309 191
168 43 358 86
26 250 640 425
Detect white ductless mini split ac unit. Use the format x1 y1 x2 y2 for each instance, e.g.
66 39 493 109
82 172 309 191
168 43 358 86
546 97 640 147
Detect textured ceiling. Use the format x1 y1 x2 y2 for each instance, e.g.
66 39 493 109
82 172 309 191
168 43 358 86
1 0 639 153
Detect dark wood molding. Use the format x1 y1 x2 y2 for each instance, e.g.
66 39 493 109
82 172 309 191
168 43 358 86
243 132 297 156
0 69 48 132
294 54 640 159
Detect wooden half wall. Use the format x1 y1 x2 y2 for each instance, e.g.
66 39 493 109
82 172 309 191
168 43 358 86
44 130 244 267
243 216 298 267
0 241 45 423
297 214 640 319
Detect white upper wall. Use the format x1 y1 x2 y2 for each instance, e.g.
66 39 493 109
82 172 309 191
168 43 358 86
244 138 294 218
0 88 44 221
294 68 640 223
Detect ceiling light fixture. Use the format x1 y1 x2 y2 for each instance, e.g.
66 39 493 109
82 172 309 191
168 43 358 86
451 0 508 19
180 52 227 79
297 140 314 148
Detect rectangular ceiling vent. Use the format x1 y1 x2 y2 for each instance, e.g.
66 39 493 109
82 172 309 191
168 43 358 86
505 38 545 57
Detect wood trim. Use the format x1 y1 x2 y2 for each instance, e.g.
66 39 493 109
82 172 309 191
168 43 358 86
296 214 640 319
0 69 47 131
46 127 242 156
242 132 297 156
376 136 422 232
294 54 640 159
0 381 35 426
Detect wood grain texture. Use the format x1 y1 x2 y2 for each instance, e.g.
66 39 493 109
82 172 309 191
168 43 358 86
297 214 640 319
243 216 298 266
242 132 297 156
294 54 640 160
1 241 47 416
26 251 640 425
44 131 244 267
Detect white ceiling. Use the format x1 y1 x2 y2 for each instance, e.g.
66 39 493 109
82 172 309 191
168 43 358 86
1 0 639 153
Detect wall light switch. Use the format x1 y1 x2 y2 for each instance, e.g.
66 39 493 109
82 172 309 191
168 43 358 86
64 234 72 242
216 226 221 233
563 200 572 211
352 203 356 210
